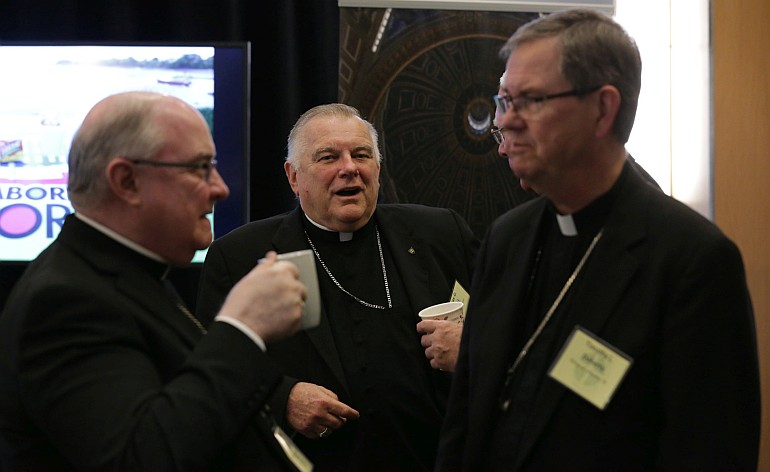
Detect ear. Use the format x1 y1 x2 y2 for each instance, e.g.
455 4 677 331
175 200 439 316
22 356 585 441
594 85 621 139
284 161 300 196
106 158 141 206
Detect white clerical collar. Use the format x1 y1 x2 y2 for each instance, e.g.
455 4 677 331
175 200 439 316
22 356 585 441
74 212 168 263
304 214 354 241
556 213 578 236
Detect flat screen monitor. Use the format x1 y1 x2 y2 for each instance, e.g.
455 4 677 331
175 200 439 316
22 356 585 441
0 42 250 264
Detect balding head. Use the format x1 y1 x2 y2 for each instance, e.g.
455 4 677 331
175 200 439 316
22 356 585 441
67 92 202 210
66 91 226 265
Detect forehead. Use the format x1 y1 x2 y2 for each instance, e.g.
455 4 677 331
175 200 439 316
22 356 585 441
160 105 215 157
501 36 565 93
303 115 372 152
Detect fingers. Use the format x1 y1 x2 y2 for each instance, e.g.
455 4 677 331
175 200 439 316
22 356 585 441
415 319 438 335
314 407 360 440
287 383 359 439
426 347 457 372
419 321 462 372
418 319 447 347
332 404 360 422
221 255 306 343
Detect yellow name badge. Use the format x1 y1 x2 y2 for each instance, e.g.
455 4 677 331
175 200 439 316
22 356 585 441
548 326 633 410
449 281 470 316
272 424 313 472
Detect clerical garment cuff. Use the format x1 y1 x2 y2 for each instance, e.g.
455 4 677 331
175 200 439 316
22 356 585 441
214 315 267 352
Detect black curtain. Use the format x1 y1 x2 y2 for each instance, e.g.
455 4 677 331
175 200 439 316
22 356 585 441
0 0 340 310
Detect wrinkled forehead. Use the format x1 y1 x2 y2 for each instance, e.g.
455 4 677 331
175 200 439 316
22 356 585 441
302 115 373 154
500 37 564 93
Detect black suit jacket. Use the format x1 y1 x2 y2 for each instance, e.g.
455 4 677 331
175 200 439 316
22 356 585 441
437 165 761 471
0 215 297 471
197 204 479 470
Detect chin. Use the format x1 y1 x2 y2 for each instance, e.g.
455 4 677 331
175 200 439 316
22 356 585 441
509 159 533 179
194 231 214 249
335 207 367 221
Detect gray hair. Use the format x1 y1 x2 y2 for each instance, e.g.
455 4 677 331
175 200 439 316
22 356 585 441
285 103 381 170
500 9 642 144
67 94 165 208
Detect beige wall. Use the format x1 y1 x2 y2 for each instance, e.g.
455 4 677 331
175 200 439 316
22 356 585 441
713 0 770 469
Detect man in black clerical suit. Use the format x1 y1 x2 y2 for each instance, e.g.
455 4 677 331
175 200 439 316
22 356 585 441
436 9 760 471
0 92 311 471
197 103 479 471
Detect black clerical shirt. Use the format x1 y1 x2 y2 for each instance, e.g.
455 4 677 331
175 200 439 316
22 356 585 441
302 216 446 471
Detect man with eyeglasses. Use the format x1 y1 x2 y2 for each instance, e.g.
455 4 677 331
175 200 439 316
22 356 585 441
436 8 759 471
491 82 660 191
0 91 313 471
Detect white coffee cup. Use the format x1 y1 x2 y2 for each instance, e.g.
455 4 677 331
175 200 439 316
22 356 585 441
418 301 464 323
276 249 321 329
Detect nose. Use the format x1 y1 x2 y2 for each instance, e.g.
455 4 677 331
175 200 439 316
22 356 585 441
338 153 359 177
495 115 525 153
208 168 230 200
498 104 525 128
496 135 508 159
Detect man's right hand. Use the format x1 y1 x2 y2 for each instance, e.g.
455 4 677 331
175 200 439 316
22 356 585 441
219 251 306 343
287 382 360 439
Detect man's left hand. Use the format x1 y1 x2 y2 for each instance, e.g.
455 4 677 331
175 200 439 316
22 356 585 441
416 319 462 372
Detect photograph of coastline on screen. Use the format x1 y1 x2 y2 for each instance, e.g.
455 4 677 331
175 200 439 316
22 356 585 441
0 45 215 263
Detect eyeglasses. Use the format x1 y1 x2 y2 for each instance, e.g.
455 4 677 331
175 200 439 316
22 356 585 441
128 158 218 182
492 85 602 120
490 127 506 145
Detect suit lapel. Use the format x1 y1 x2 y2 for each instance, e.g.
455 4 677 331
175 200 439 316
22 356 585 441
60 216 203 347
465 202 545 458
118 272 204 346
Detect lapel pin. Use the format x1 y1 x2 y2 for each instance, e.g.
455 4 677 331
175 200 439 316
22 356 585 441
408 247 415 254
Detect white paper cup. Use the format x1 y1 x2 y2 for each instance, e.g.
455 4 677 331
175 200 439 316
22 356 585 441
418 301 464 323
276 249 321 329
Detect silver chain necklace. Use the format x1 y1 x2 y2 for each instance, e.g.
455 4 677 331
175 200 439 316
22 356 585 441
176 302 208 334
498 228 603 411
304 226 392 310
162 278 207 334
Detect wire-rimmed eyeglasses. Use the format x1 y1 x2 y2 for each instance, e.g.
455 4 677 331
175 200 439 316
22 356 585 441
490 127 506 145
128 158 218 182
492 85 602 121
